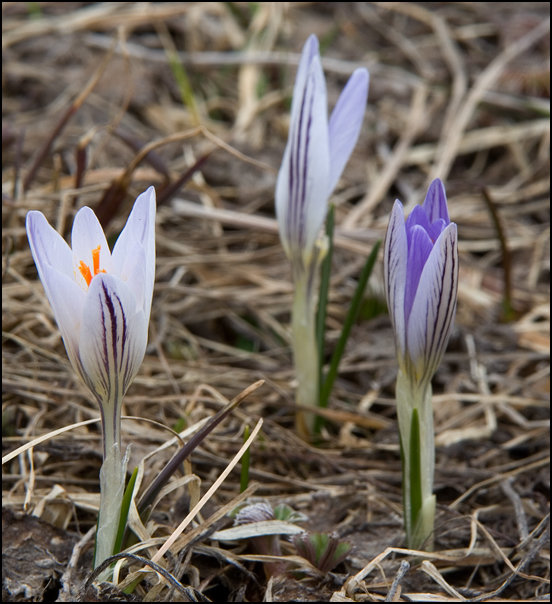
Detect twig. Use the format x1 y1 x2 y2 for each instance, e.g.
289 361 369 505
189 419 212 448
385 560 410 602
501 477 530 542
482 187 515 321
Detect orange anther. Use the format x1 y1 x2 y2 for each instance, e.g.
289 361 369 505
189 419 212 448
78 245 106 288
79 260 93 286
92 245 101 275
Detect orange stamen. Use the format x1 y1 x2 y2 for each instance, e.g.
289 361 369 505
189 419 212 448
79 260 93 287
78 245 106 288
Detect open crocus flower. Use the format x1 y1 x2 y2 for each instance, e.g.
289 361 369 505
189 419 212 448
26 187 156 447
383 178 458 550
26 186 156 569
275 34 368 438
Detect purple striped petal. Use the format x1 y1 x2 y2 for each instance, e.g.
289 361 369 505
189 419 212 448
383 200 408 359
406 223 458 383
288 34 320 132
79 274 147 407
276 43 330 265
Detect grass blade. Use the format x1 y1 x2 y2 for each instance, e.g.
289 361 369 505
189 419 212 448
316 240 381 432
113 466 139 557
409 407 423 545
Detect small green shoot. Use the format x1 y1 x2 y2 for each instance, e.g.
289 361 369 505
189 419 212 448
113 466 139 558
294 532 351 573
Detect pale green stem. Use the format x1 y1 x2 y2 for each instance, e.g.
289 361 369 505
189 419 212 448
291 270 319 439
94 396 128 574
396 368 436 550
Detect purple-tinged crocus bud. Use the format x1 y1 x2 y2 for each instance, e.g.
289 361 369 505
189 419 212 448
26 187 156 569
384 178 458 391
383 178 458 550
276 34 369 275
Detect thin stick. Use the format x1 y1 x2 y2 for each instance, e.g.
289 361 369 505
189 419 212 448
482 187 514 320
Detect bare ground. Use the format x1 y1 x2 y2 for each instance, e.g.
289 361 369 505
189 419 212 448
2 2 550 602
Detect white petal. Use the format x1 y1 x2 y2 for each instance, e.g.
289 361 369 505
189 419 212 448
111 186 156 318
78 274 147 407
71 206 112 283
275 143 294 259
328 68 369 193
288 34 320 133
406 223 458 384
36 268 86 378
26 211 85 370
26 211 73 281
276 52 331 265
120 245 147 315
384 200 408 359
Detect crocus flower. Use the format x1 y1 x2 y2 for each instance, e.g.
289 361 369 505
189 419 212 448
383 178 458 549
26 186 156 569
275 34 368 438
384 178 458 388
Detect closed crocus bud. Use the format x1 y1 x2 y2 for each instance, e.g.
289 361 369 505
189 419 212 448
26 186 156 569
383 179 458 550
276 33 369 276
384 178 458 392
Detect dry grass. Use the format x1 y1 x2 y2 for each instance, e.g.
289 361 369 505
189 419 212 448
2 2 550 602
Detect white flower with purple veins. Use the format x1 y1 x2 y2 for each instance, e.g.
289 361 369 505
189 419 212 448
275 34 368 439
26 186 156 569
383 178 458 550
276 33 369 274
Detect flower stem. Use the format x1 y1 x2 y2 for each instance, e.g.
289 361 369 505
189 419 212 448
291 271 319 440
396 369 435 550
94 398 128 572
